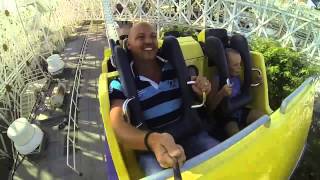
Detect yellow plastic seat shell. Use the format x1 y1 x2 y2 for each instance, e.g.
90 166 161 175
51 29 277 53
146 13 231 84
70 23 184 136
98 36 315 179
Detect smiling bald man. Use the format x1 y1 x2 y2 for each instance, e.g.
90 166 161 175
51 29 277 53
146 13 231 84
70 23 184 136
109 22 219 175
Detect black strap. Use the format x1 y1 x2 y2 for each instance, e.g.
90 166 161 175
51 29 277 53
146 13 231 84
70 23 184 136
144 131 156 152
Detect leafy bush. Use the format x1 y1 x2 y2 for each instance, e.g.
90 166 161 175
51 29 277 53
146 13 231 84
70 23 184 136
160 26 198 40
250 37 319 109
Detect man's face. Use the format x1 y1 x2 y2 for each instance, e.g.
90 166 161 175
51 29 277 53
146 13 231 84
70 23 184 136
227 52 241 77
128 23 158 62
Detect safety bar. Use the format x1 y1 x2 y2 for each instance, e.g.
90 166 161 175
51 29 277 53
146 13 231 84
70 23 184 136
122 97 135 123
251 68 262 87
187 81 206 108
226 78 233 87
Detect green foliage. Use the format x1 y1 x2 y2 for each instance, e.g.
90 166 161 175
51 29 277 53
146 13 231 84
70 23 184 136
160 26 198 40
2 44 8 51
250 37 319 109
5 10 10 16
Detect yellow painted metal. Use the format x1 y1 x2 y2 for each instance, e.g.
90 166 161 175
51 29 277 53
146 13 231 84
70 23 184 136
107 71 119 79
177 37 204 60
102 60 108 73
177 37 207 77
104 48 112 60
98 73 131 180
198 30 205 43
98 36 315 180
249 52 273 114
170 81 314 180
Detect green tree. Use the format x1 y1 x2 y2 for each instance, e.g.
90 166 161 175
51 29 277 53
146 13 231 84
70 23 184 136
250 36 319 109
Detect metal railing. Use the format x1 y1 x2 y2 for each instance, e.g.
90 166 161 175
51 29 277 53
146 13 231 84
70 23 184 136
66 35 88 176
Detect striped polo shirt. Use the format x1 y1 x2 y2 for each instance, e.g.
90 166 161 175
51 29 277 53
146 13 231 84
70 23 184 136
109 56 182 129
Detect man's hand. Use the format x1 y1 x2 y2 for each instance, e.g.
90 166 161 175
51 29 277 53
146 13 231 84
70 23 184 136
191 76 211 97
148 133 186 168
220 84 232 97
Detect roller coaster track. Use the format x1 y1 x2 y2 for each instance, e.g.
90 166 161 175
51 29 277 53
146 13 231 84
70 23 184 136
103 0 320 63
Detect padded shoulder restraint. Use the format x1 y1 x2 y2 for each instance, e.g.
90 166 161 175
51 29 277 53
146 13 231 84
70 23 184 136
205 33 252 114
158 36 203 140
113 36 202 141
114 46 144 127
224 35 252 113
107 39 117 72
205 29 229 48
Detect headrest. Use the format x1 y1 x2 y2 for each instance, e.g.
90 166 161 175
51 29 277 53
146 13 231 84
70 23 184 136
164 31 181 38
204 36 229 69
205 29 229 47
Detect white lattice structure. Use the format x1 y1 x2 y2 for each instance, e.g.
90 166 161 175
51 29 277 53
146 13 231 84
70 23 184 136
0 0 103 159
105 0 320 63
0 0 103 124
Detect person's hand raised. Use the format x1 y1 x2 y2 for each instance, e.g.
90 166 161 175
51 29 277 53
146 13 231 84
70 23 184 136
220 84 232 97
148 132 186 168
191 76 211 97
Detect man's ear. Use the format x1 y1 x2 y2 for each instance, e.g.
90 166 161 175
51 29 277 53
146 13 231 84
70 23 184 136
127 42 131 50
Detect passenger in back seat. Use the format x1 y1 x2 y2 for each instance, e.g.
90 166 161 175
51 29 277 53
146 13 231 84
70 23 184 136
208 48 265 137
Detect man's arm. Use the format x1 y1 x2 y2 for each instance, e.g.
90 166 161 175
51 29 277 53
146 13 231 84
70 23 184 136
110 99 186 168
110 99 148 149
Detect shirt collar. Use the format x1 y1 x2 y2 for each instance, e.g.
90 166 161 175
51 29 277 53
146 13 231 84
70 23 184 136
130 56 168 77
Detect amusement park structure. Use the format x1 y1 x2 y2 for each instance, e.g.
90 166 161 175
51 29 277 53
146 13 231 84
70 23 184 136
0 0 319 179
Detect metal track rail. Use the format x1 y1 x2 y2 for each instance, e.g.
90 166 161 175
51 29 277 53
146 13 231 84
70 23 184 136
107 0 320 63
66 35 88 176
102 0 119 44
